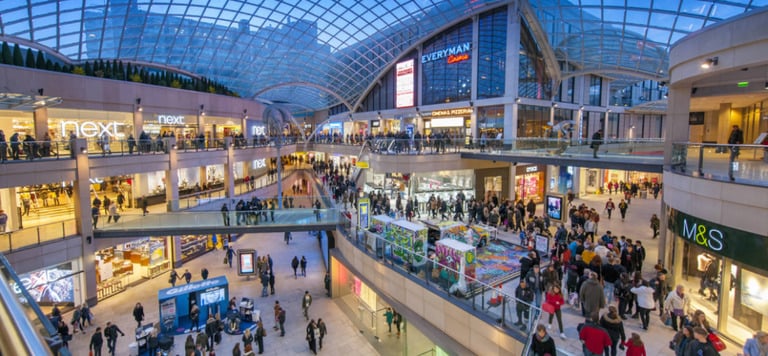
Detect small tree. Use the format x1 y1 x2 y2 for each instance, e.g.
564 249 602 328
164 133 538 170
72 66 85 75
45 59 53 70
25 48 35 67
53 62 62 71
35 51 45 69
84 61 93 76
1 42 10 64
12 44 24 66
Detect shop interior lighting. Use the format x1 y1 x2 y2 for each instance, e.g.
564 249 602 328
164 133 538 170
701 57 718 69
200 104 205 116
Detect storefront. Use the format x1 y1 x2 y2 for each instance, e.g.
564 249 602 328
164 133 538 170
422 107 472 144
49 108 134 152
343 121 368 139
602 169 662 191
477 106 504 139
143 112 199 147
515 164 545 203
670 209 768 343
370 118 400 135
95 237 171 300
203 116 242 141
319 122 343 138
176 234 215 263
0 110 34 137
11 259 85 314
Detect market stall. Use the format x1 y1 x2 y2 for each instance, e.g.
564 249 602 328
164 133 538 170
434 239 476 295
385 220 428 267
443 224 492 248
368 215 395 254
157 276 229 334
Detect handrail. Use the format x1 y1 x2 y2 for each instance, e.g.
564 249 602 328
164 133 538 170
416 348 435 356
520 309 543 356
671 142 768 185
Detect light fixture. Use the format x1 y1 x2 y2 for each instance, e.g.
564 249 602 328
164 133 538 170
469 101 474 107
37 88 44 96
701 57 718 69
763 82 768 90
171 144 177 150
552 102 559 108
515 97 521 103
691 87 698 95
579 105 585 110
80 147 87 154
136 98 141 105
200 104 205 116
607 109 612 113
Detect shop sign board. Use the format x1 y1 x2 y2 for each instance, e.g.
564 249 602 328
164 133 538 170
355 161 369 169
428 107 473 117
422 42 472 64
159 275 228 298
395 59 415 108
157 115 186 125
253 158 267 168
672 209 768 271
358 198 370 230
60 121 124 138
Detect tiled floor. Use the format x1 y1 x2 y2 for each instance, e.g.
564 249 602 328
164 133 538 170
63 229 378 356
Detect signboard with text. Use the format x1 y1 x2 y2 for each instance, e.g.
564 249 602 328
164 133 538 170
395 59 415 108
358 198 370 230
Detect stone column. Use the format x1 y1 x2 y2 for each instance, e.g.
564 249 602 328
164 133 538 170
133 107 144 138
717 103 733 143
33 107 48 141
224 136 235 200
71 138 98 305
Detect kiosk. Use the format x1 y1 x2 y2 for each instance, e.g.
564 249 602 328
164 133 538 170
158 275 229 334
386 220 428 267
434 239 476 295
368 215 395 255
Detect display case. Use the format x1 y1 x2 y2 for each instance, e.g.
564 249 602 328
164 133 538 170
385 220 428 267
180 235 212 262
95 237 170 300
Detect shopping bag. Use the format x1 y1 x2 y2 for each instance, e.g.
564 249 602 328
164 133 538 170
660 311 670 325
223 257 228 265
542 302 556 314
708 332 726 352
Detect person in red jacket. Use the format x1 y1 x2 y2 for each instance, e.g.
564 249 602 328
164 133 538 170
623 333 646 356
545 285 566 339
578 312 612 356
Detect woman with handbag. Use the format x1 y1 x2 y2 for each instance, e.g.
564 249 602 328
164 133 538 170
664 285 690 331
544 285 566 339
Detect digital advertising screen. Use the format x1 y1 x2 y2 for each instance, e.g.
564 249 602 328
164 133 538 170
12 263 75 305
545 194 564 221
237 249 257 276
395 59 415 108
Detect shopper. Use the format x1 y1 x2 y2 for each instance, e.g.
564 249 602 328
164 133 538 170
0 209 7 232
104 321 125 356
600 306 626 356
531 324 557 356
89 327 104 356
227 246 235 268
201 267 209 280
255 320 266 354
91 205 100 229
515 280 534 328
291 256 299 279
324 272 331 297
133 302 144 328
672 326 695 356
664 285 690 332
306 319 318 355
591 129 603 158
302 291 312 321
183 269 192 284
623 333 647 356
190 301 200 331
269 272 276 295
169 270 179 287
384 307 394 333
605 199 615 219
579 272 605 317
232 342 242 356
277 306 286 337
57 320 70 348
650 213 660 238
578 313 611 356
317 318 327 350
221 204 230 226
393 311 402 337
300 256 307 277
544 285 566 339
630 280 655 330
743 331 768 356
618 199 628 221
260 270 269 297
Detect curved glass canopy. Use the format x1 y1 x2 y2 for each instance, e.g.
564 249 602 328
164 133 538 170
0 0 765 110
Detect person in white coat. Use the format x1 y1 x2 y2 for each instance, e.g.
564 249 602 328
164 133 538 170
663 285 690 332
630 280 655 330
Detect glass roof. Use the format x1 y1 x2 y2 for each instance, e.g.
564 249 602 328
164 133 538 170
0 0 765 111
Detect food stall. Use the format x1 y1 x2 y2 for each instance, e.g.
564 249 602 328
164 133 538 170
434 239 476 295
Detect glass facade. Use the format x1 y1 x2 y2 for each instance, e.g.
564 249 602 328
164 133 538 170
588 75 603 106
519 17 552 100
518 104 550 138
477 7 507 100
421 20 473 105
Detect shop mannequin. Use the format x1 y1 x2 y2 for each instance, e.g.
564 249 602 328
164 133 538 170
698 254 719 301
697 253 713 272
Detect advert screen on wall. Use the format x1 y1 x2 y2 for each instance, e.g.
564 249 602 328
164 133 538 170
545 194 564 221
396 59 415 108
238 249 257 276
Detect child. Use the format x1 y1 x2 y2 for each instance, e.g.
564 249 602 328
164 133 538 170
623 332 646 356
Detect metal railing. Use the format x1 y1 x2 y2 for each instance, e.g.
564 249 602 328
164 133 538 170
0 220 78 254
671 142 768 186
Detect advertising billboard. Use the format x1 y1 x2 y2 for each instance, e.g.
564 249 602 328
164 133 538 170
395 59 415 108
545 194 565 221
237 249 257 276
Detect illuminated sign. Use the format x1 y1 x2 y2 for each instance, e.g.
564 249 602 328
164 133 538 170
429 107 473 117
422 42 472 64
430 117 464 128
526 166 538 173
157 115 186 125
251 126 266 136
395 59 415 108
60 121 123 138
253 158 267 169
447 53 470 64
681 218 724 251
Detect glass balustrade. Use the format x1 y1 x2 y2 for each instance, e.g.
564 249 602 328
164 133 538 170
671 142 768 186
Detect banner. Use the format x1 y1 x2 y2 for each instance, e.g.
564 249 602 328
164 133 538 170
358 198 370 230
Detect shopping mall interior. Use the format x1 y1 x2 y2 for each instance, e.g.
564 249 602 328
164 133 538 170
0 1 767 355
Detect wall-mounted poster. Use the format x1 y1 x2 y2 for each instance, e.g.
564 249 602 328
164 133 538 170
396 59 415 108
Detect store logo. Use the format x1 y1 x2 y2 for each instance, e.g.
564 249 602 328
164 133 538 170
60 121 123 138
422 42 471 64
252 126 266 136
164 279 220 296
526 166 538 173
254 158 266 168
157 115 186 125
681 218 724 252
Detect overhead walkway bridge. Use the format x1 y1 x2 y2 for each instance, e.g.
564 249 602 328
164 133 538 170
92 208 343 238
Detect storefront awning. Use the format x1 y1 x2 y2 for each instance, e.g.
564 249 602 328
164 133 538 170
0 93 63 111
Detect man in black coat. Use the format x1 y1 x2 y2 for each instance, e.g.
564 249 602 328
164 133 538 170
104 321 124 356
590 129 603 158
515 280 535 328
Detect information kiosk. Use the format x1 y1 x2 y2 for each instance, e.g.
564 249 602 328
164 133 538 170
158 275 229 334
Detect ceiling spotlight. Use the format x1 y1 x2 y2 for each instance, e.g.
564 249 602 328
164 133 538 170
579 105 585 110
37 88 44 96
552 102 559 108
701 57 718 69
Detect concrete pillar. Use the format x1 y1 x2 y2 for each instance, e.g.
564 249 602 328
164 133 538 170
717 103 732 143
508 165 517 200
133 107 144 138
33 108 48 141
503 4 520 140
71 138 98 305
224 137 235 200
200 167 208 188
165 137 179 211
